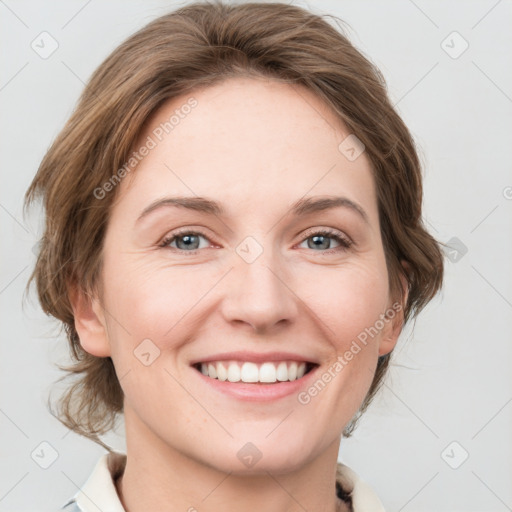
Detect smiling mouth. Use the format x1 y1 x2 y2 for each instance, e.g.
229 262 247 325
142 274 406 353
192 360 318 384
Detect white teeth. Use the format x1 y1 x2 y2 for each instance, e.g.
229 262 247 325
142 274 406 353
216 362 228 381
288 362 298 381
259 362 277 382
198 360 313 383
276 362 288 381
207 363 217 379
227 362 241 382
240 362 259 383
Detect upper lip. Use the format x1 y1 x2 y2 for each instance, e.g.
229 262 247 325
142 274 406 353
189 351 319 366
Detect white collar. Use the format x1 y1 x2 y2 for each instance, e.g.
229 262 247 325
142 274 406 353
60 451 385 512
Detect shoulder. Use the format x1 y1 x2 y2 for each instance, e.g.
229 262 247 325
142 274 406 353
336 462 386 512
57 451 127 512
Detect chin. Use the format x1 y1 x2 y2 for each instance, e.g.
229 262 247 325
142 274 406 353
193 436 319 476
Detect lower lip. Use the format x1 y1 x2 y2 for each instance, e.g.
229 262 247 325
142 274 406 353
192 365 319 402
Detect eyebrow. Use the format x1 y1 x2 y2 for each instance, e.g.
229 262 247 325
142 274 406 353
136 195 369 224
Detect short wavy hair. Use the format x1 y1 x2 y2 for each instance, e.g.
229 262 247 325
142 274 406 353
25 0 444 450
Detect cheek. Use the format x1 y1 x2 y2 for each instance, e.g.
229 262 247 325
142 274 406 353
102 256 217 350
305 261 390 347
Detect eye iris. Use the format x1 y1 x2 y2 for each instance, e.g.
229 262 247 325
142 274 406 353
309 234 330 250
177 234 199 250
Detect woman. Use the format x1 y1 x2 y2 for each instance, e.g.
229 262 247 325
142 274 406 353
25 1 443 511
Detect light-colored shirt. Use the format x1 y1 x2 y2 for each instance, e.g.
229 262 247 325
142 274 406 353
59 451 385 512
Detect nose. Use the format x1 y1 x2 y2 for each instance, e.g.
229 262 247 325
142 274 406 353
220 246 299 334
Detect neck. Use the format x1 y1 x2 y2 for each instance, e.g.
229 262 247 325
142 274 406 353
116 404 348 512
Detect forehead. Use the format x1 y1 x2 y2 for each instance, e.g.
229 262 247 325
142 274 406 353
116 76 378 224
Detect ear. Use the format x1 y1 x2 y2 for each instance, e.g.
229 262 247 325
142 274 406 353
378 262 409 356
69 284 111 358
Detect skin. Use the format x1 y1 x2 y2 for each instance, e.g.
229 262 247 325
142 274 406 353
72 76 406 512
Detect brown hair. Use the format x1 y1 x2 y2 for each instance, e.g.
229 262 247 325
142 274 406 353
25 0 443 450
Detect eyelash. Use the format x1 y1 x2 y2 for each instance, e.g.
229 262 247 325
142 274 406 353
159 227 353 255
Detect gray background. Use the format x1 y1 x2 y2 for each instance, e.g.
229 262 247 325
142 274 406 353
1 0 511 510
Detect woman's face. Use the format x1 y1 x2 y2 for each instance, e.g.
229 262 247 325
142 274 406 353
80 76 403 473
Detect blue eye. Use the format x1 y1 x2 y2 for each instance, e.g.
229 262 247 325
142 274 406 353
160 231 210 252
298 230 352 253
